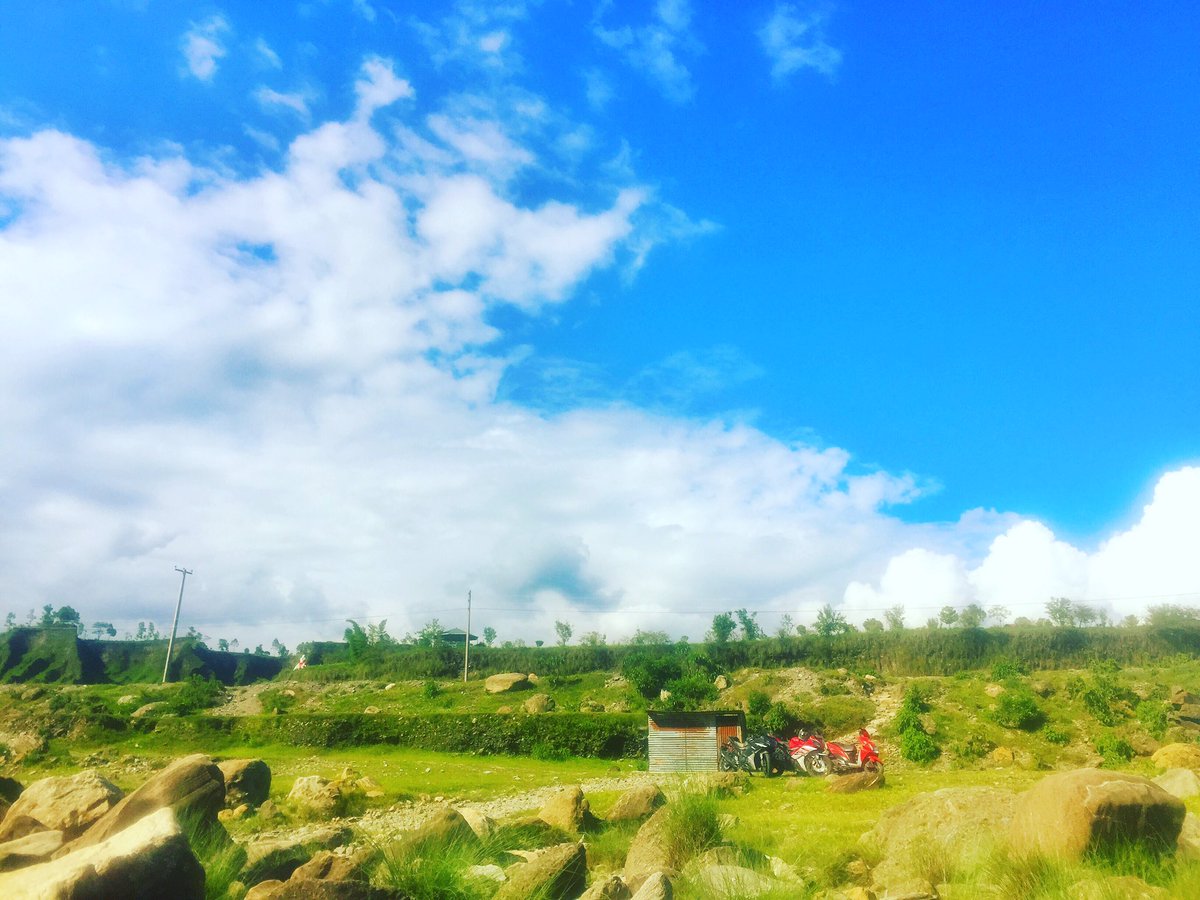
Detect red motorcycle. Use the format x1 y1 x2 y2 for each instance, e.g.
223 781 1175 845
787 731 831 775
824 728 883 774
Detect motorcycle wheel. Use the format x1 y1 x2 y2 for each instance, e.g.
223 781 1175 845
804 753 830 776
719 750 736 772
758 750 775 777
864 760 882 774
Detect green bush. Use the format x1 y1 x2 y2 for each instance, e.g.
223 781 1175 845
170 675 224 715
660 793 722 869
900 728 941 764
421 680 442 700
990 658 1029 680
1041 725 1071 745
951 732 994 760
1136 701 1171 739
1095 732 1135 767
530 742 570 762
992 691 1046 731
762 701 797 736
746 690 771 718
660 673 717 710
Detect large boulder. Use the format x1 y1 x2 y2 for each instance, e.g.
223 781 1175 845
630 872 673 900
1151 743 1200 771
538 786 590 833
1008 768 1186 861
494 841 586 900
0 807 203 900
406 806 480 850
290 847 375 883
579 873 631 899
862 786 1017 899
456 806 497 841
245 879 381 899
244 824 354 883
0 830 64 872
523 693 556 714
1154 768 1200 800
219 759 272 808
691 864 780 897
623 807 677 891
0 771 123 842
287 776 349 819
62 754 225 852
485 673 531 694
605 783 665 823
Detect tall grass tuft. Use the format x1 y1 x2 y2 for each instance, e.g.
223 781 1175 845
660 791 723 870
178 811 247 900
372 833 492 900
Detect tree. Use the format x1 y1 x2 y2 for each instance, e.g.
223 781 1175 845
270 638 288 658
938 606 960 628
926 617 941 630
884 605 905 631
629 629 669 645
814 604 850 637
4 612 16 630
217 638 229 652
534 639 544 647
483 626 497 646
579 631 606 646
735 608 763 641
1046 597 1099 627
554 620 573 646
862 618 884 633
39 604 54 626
1121 614 1140 628
987 605 1011 626
91 621 116 639
416 619 444 647
344 620 369 659
709 612 736 644
1146 605 1200 628
959 603 987 629
776 614 795 638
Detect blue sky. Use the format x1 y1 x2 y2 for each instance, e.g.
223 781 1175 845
0 1 1197 643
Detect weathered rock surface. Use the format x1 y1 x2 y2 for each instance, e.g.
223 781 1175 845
219 758 272 807
456 806 497 841
629 872 673 900
624 807 676 890
579 873 631 899
406 805 480 850
862 786 1017 898
0 807 203 900
287 776 345 819
1152 743 1200 771
605 783 665 823
1008 768 1185 860
244 824 354 883
0 830 64 872
0 770 123 842
692 864 781 897
245 879 381 899
1175 812 1200 860
485 673 531 694
523 693 556 714
130 701 168 719
1069 874 1167 899
494 841 587 900
827 770 885 793
290 846 374 882
539 786 590 833
64 753 225 852
1154 767 1200 800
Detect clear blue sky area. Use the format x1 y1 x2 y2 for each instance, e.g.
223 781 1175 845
2 1 1197 543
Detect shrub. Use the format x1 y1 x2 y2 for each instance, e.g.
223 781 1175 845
762 701 797 736
1095 732 1135 767
660 673 717 709
992 691 1046 731
660 793 722 869
900 728 941 764
1041 725 1071 745
1136 701 1171 739
421 680 442 700
531 742 570 762
747 690 772 717
951 732 994 760
169 675 224 715
990 657 1029 681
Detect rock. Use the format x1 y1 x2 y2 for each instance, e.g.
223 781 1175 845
0 732 45 765
991 746 1015 766
219 758 272 808
246 879 382 899
0 830 64 872
1178 812 1200 860
523 693 556 714
243 824 353 883
485 673 531 694
494 841 586 900
383 683 396 691
354 777 383 799
528 673 540 684
714 675 729 691
218 803 250 823
1151 743 1200 771
117 694 138 706
580 873 631 899
1154 767 1200 800
1069 875 1167 899
624 807 677 890
362 706 380 715
0 777 23 806
826 770 885 793
259 798 281 821
130 702 168 719
767 855 801 881
1030 680 1054 697
863 786 1017 897
497 705 513 714
0 807 203 900
630 872 673 899
692 771 749 798
456 806 497 840
407 805 480 849
606 783 666 822
1008 768 1186 861
467 863 506 882
0 770 123 842
984 683 1005 697
63 754 225 852
538 786 590 833
290 846 374 882
287 776 345 818
692 864 780 897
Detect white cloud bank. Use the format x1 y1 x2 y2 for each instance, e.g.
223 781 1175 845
181 15 230 81
1 56 1196 647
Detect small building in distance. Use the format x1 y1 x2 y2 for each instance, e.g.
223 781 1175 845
647 709 745 773
437 628 479 645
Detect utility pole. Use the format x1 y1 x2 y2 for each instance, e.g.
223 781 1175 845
162 566 193 684
463 590 472 683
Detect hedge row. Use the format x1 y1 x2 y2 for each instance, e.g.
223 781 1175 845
143 712 647 759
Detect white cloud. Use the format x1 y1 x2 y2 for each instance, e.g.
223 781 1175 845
759 4 842 82
254 38 282 70
254 87 312 118
594 0 700 103
181 15 230 81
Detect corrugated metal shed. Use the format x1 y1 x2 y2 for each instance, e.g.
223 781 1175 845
647 710 745 773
